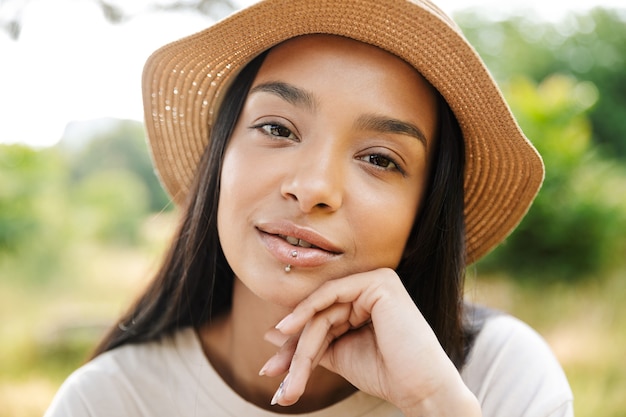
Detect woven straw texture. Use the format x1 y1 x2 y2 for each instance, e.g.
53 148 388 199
142 0 544 264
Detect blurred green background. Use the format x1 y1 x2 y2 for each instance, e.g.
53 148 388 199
1 2 625 416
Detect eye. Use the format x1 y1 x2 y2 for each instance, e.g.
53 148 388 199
360 153 401 171
256 123 298 141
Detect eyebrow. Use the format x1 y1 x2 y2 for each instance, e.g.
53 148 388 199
249 81 427 146
355 114 427 147
249 81 316 110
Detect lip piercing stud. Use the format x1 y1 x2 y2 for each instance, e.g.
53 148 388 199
285 251 297 272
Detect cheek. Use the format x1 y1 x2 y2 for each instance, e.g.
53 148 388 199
353 186 422 268
217 142 274 254
217 152 255 285
219 145 242 193
218 143 258 210
217 148 247 247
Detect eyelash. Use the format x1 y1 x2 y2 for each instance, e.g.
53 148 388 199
253 122 299 141
358 153 405 175
252 121 405 174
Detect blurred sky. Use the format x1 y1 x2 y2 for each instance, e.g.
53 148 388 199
1 0 624 148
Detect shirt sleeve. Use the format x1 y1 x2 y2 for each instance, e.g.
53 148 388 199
43 365 123 417
461 314 574 417
43 369 93 417
42 353 156 417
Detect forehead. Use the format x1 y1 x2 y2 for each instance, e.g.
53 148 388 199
261 34 423 80
251 34 439 142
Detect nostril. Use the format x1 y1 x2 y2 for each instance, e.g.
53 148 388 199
283 191 298 202
315 202 331 209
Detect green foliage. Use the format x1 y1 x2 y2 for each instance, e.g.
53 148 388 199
0 145 40 252
58 119 172 244
0 145 64 252
457 8 626 159
458 8 626 280
0 145 71 284
71 170 150 245
478 75 626 281
63 119 171 212
0 119 166 284
576 9 626 158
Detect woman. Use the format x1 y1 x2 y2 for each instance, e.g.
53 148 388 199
45 0 573 416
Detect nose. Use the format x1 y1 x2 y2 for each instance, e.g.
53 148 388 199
280 149 344 213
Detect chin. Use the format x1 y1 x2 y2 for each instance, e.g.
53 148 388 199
234 268 316 309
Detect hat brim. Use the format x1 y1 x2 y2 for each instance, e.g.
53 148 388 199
142 0 544 264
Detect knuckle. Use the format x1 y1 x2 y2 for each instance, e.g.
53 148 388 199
291 352 315 370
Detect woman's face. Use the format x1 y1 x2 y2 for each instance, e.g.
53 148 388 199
218 35 438 308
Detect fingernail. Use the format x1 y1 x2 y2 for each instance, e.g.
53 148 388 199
259 362 268 376
275 313 293 331
270 381 284 405
270 374 289 405
259 356 273 376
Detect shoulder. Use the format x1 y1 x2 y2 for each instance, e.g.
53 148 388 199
461 311 574 417
44 328 199 417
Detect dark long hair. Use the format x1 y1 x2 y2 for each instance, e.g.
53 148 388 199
90 50 469 368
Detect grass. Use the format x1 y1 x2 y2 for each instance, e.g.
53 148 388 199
466 270 626 417
0 243 153 417
1 213 624 416
0 213 172 417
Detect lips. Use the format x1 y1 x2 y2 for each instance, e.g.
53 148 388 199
256 221 342 267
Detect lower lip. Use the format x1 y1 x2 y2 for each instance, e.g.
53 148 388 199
258 230 340 268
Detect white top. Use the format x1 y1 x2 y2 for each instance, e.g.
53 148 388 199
44 315 574 417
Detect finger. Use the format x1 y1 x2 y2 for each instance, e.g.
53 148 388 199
264 327 290 347
275 269 397 335
259 334 298 377
316 321 375 375
274 303 352 406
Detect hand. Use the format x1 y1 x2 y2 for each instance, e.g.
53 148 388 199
259 268 481 416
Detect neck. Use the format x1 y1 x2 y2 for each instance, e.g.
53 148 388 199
198 277 356 413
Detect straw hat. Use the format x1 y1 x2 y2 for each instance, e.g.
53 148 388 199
142 0 544 264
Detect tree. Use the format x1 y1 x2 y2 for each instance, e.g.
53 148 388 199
456 8 626 159
0 144 72 283
477 75 626 281
71 169 150 244
60 118 171 212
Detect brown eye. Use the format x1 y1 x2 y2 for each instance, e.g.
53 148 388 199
260 123 296 140
364 154 397 170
